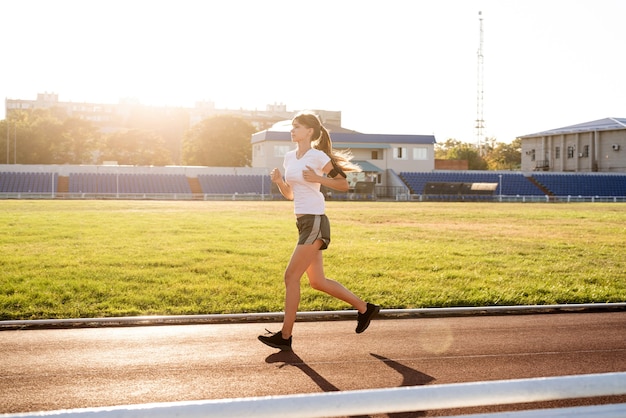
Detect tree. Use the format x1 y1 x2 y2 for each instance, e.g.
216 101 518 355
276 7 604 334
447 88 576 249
435 138 488 170
484 138 521 170
182 115 256 166
2 109 62 164
99 129 172 166
0 119 11 164
50 118 100 164
32 113 64 163
1 109 101 164
436 137 521 170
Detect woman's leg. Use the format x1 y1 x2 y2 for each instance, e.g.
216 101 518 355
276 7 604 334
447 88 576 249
306 246 367 314
280 242 322 338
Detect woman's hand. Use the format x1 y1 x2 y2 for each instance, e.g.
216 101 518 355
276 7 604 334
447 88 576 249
270 168 283 183
271 168 293 200
302 166 321 183
303 165 349 191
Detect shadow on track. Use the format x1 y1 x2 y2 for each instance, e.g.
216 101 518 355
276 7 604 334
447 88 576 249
264 351 435 418
371 353 435 417
265 351 340 392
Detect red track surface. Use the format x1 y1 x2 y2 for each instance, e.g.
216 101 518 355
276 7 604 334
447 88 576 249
1 312 625 417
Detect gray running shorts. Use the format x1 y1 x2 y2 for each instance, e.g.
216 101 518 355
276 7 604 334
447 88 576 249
296 214 330 250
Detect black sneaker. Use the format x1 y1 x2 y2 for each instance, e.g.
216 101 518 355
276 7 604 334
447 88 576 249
356 303 380 334
258 329 292 351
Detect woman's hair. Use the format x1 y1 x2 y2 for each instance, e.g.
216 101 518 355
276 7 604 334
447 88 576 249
292 111 361 173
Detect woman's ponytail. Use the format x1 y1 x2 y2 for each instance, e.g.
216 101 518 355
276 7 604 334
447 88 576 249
317 125 332 155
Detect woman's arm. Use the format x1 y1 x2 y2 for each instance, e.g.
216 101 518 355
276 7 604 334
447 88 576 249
270 168 293 200
302 163 350 192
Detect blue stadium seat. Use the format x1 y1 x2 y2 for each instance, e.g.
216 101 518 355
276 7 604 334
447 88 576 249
68 173 191 194
0 172 57 193
399 172 503 195
531 173 626 197
197 174 271 194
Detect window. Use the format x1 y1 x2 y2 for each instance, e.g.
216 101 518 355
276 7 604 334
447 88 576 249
371 150 379 160
530 149 536 161
393 147 407 160
413 148 427 160
582 145 589 158
555 146 560 159
567 146 575 159
274 145 291 157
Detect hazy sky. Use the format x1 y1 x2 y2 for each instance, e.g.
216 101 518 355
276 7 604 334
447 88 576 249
2 0 625 143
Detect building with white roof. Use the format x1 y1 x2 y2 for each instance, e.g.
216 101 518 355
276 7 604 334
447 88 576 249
520 117 626 172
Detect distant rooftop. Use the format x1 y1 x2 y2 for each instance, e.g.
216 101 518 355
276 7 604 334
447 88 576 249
252 120 436 145
521 117 626 138
267 119 359 134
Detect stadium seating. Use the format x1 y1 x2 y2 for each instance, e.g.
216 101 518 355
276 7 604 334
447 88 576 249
532 173 626 197
0 172 58 193
4 170 624 199
400 172 541 197
68 173 191 194
197 174 271 195
399 171 626 198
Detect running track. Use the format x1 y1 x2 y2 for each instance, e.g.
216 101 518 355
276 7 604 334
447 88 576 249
1 311 625 417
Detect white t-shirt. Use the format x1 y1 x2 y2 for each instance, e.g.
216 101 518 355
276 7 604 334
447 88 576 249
284 148 330 215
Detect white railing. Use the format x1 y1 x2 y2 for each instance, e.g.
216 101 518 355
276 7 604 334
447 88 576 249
2 372 625 418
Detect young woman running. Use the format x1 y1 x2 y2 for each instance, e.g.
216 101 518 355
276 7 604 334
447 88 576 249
258 111 380 351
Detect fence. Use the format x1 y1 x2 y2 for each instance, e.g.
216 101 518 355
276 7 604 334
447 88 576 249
2 372 625 418
408 194 626 203
3 191 626 203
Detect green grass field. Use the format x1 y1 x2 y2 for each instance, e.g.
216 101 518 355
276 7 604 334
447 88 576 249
1 200 625 320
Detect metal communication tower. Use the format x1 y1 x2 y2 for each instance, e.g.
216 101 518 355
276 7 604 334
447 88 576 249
475 11 485 154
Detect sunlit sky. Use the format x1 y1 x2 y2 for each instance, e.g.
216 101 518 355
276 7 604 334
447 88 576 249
2 0 625 143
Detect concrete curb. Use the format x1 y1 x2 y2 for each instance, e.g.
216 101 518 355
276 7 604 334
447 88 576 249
1 303 624 331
